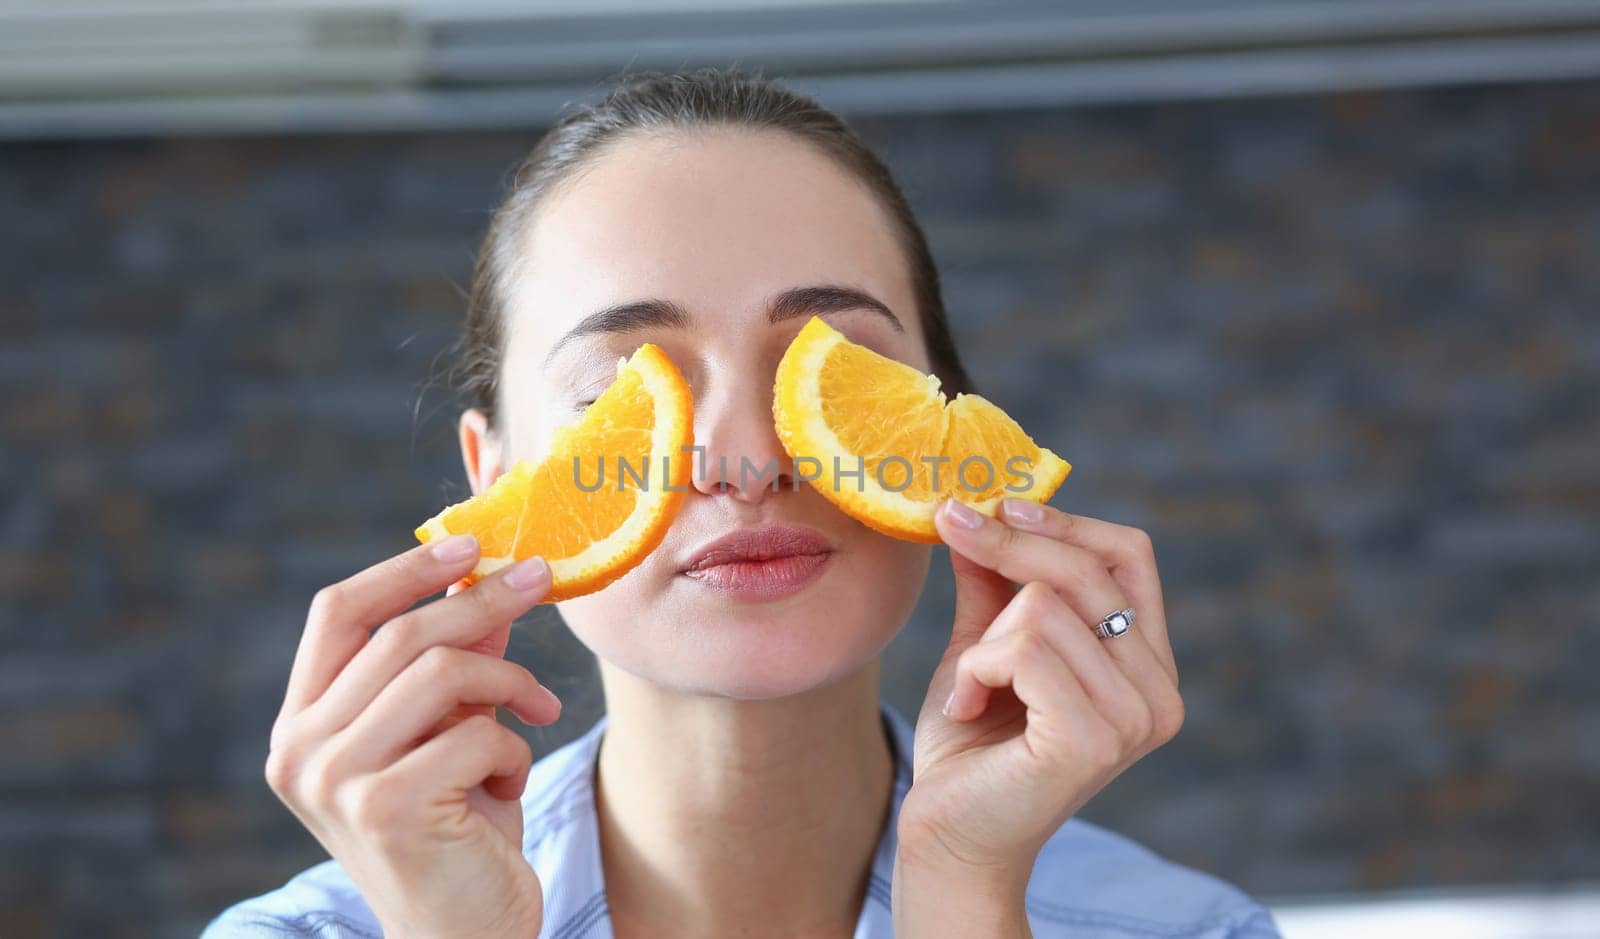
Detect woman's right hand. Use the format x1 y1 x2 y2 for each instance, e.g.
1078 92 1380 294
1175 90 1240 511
264 533 561 939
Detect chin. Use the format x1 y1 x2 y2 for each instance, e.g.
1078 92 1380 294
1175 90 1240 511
565 588 890 700
620 598 896 699
621 644 879 700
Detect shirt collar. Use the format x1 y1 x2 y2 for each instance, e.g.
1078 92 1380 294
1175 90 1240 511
526 700 917 939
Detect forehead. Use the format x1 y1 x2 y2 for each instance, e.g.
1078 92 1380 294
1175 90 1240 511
504 127 919 355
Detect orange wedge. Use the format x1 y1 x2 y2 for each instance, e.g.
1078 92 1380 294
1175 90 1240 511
415 342 694 601
773 316 1070 543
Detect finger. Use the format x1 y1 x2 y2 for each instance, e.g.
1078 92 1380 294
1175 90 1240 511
433 579 513 745
279 534 484 720
447 578 515 658
997 499 1177 683
298 556 551 738
329 647 559 775
381 713 535 804
978 582 1176 751
946 545 1016 655
921 547 1014 724
421 581 500 741
936 498 1147 661
945 626 1112 763
945 582 1148 745
928 501 1071 722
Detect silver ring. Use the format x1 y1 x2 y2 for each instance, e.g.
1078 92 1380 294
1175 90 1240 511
1095 607 1135 639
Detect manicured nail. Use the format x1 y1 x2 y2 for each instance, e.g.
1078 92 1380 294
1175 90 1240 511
504 557 549 591
431 533 478 562
943 499 983 530
1001 499 1044 526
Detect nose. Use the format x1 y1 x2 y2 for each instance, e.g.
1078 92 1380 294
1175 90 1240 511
688 376 796 502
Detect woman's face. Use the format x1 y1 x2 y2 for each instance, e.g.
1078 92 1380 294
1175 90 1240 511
491 128 933 699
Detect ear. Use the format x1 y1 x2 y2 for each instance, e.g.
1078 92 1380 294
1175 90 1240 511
458 408 504 497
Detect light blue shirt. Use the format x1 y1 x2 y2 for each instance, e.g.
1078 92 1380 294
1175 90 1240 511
206 702 1281 937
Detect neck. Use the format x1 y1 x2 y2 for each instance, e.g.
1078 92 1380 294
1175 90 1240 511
593 660 895 938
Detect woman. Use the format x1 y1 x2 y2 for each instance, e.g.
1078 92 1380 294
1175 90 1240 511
207 68 1280 938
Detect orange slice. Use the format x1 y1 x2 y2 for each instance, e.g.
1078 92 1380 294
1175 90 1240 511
773 316 1070 543
415 342 694 601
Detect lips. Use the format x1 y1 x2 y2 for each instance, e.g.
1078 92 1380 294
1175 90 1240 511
681 524 834 573
679 524 836 603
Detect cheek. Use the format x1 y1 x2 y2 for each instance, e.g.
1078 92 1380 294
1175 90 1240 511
847 537 932 623
503 391 575 465
551 561 656 629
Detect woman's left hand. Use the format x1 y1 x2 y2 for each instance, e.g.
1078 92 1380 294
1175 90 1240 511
896 497 1185 892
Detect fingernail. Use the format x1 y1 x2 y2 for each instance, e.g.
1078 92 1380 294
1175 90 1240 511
942 689 959 719
431 533 478 563
538 684 562 714
943 499 984 530
1001 499 1044 526
504 557 549 591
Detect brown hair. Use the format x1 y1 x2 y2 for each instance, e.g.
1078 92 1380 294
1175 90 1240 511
448 65 974 432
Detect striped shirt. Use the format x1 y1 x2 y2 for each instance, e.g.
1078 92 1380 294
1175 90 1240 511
205 701 1281 937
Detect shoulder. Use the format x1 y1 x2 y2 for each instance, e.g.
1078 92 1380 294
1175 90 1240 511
201 860 379 938
203 721 606 938
1023 817 1282 938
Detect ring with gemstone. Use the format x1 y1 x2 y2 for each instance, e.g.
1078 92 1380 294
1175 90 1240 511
1095 608 1135 639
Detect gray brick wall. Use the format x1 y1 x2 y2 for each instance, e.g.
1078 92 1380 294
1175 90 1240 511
2 79 1597 936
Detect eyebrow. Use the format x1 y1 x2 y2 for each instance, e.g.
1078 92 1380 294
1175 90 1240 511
543 284 903 367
